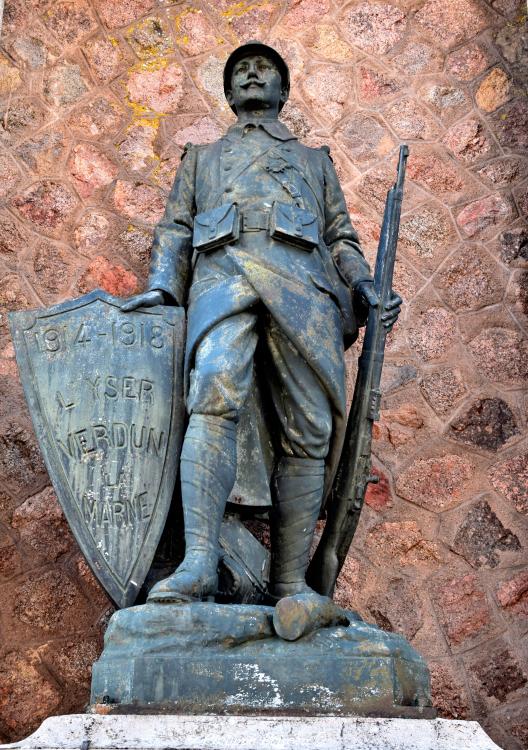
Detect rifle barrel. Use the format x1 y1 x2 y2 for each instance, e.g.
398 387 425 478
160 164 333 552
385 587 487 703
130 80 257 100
307 145 409 597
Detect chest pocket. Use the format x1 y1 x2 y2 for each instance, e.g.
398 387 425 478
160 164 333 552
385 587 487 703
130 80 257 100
269 201 319 251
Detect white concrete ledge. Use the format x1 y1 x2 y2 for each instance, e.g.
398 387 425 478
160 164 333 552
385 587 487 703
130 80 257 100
0 714 502 750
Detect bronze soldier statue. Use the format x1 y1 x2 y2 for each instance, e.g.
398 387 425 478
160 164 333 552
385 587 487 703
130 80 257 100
123 42 401 604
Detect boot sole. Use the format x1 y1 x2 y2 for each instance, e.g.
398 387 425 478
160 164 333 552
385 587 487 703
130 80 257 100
147 591 196 604
147 592 216 604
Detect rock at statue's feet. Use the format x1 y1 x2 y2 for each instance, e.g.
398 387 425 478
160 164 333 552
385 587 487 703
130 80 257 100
273 592 350 641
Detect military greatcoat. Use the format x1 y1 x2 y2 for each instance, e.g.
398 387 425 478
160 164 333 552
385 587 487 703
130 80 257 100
147 119 372 503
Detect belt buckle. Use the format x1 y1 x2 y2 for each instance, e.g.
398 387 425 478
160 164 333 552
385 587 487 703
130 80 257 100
242 210 267 232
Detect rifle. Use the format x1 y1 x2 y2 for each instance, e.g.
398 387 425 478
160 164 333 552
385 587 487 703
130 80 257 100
307 145 409 597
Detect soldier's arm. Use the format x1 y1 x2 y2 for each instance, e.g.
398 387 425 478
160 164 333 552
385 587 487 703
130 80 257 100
321 148 372 288
122 144 197 311
322 148 401 329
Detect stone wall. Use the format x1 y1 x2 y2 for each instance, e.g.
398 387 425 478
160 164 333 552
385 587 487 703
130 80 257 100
0 0 526 747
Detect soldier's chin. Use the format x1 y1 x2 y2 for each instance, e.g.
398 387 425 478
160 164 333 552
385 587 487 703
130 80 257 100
238 93 275 111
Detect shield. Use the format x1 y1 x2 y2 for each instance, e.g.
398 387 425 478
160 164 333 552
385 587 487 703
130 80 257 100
9 289 186 608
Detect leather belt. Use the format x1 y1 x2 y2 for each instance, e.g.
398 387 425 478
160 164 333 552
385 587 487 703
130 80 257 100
240 209 269 232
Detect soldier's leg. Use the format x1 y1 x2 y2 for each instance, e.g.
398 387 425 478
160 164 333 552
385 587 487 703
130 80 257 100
263 318 333 599
148 313 258 603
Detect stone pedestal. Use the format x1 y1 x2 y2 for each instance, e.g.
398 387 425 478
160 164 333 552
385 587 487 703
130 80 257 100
90 602 433 717
0 714 502 749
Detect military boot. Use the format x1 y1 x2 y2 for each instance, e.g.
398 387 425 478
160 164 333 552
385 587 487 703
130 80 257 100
268 456 324 600
148 414 237 603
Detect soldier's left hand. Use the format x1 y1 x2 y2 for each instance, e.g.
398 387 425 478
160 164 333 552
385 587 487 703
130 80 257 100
382 291 402 330
356 281 402 331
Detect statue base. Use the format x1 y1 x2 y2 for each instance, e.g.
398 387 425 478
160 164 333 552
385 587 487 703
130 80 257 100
0 715 502 750
91 602 433 718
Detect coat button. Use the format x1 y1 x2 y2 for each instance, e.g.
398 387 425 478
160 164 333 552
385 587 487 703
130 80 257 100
225 186 233 193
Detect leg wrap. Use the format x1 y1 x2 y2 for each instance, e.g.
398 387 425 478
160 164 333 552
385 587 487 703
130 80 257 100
180 413 237 559
147 413 237 602
270 456 325 596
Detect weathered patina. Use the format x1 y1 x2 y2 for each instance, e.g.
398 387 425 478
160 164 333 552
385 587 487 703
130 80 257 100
8 291 185 608
122 41 401 606
10 42 431 720
91 602 433 717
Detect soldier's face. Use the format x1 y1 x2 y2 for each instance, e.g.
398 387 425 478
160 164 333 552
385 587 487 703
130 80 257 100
227 55 286 114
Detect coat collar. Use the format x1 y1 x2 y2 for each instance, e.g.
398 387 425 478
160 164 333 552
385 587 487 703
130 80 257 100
226 119 298 142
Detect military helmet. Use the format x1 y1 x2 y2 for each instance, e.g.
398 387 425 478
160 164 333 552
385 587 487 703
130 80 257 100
223 41 290 113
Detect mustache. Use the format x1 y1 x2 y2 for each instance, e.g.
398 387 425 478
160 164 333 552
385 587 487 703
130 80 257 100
240 80 266 89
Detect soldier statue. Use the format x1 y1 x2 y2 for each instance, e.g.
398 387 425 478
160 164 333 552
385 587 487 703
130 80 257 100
122 42 401 604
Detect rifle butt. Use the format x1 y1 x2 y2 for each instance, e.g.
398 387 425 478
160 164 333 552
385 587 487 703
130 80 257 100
306 543 339 598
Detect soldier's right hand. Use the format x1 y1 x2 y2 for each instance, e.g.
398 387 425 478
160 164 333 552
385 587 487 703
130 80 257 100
121 289 166 312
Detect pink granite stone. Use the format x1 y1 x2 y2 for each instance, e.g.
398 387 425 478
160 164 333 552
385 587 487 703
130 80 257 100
41 0 97 46
0 153 21 198
420 368 466 415
341 3 406 56
436 246 504 310
396 454 474 512
476 158 522 186
173 8 219 57
16 131 66 174
68 144 119 199
74 211 111 255
407 307 457 361
384 98 441 140
392 41 443 75
338 114 395 165
420 82 470 125
93 0 155 29
13 181 78 235
489 452 528 514
0 652 61 740
113 180 165 225
469 327 528 385
442 119 494 164
43 62 89 107
456 194 514 238
302 65 355 122
431 573 493 646
77 255 139 297
117 124 158 173
127 63 185 114
357 65 402 105
126 17 173 60
407 148 468 204
446 43 491 81
415 0 493 49
497 572 528 616
84 36 127 84
281 0 332 30
68 97 124 138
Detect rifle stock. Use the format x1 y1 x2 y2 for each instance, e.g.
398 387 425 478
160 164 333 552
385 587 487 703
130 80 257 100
307 145 409 597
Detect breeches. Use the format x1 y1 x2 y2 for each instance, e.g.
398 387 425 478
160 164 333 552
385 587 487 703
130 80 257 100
186 308 333 460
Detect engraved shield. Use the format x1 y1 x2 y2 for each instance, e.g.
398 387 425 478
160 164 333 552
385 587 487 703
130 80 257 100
9 290 185 608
